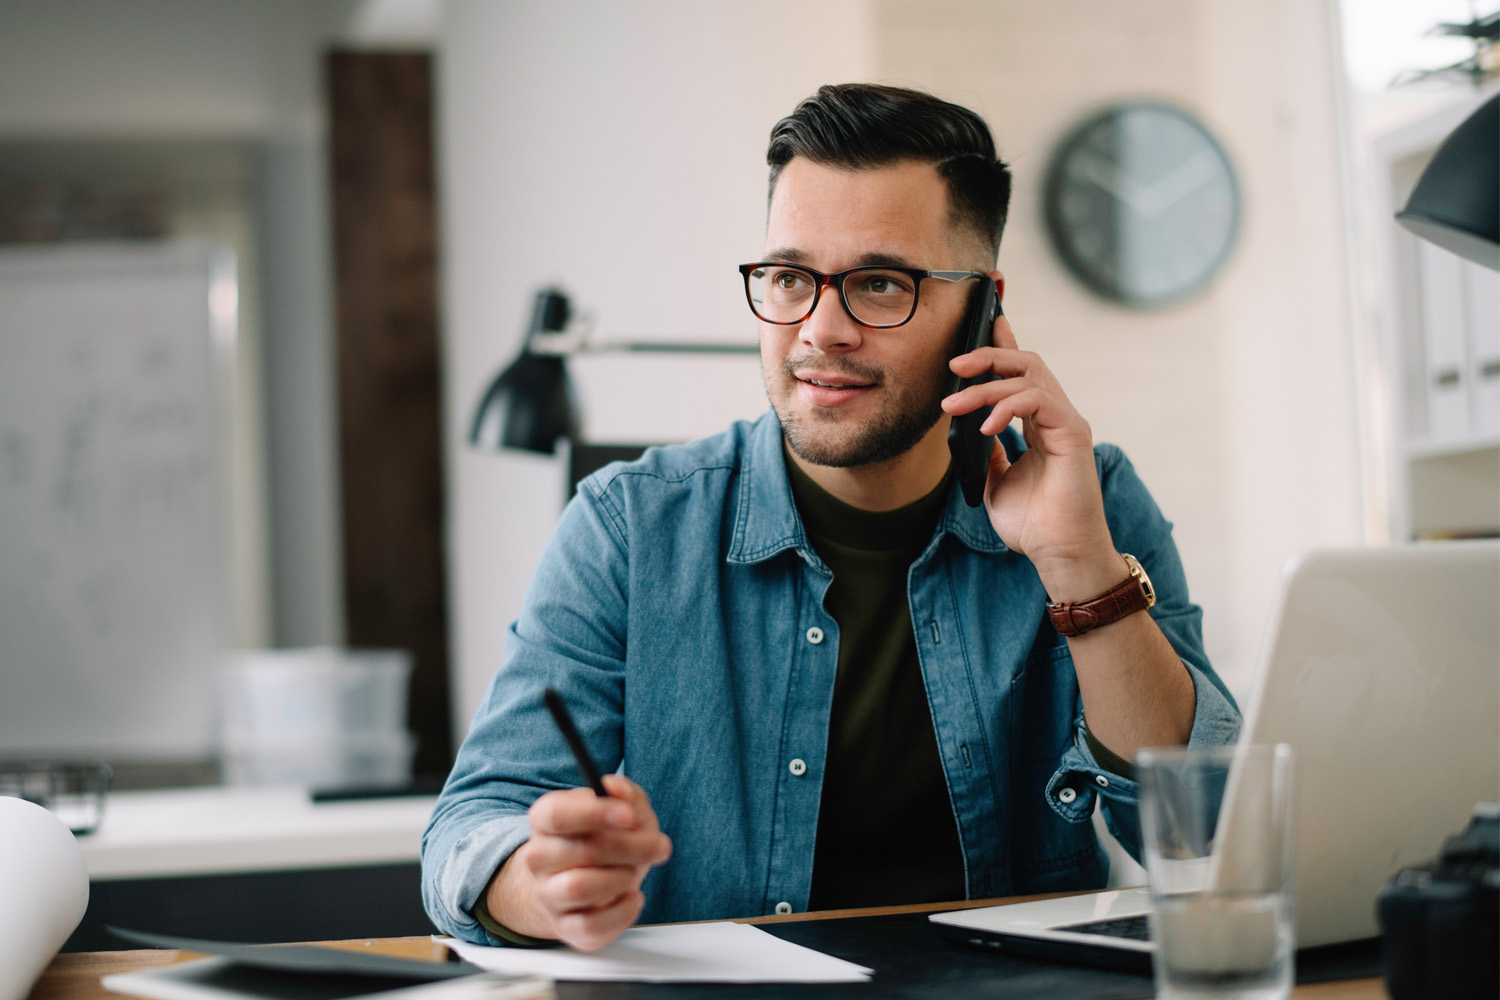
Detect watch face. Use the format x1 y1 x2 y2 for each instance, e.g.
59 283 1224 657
1044 102 1240 308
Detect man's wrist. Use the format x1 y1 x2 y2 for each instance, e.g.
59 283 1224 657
473 891 556 948
1035 546 1127 605
482 843 556 945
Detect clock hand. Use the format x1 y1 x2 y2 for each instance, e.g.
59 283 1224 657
1066 154 1153 215
1141 151 1220 218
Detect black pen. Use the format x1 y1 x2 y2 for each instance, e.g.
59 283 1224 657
542 687 608 797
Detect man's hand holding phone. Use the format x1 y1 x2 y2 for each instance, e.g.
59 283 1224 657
941 290 1123 604
484 775 672 951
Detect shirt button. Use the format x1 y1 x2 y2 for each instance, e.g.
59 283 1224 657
805 627 824 645
774 901 792 915
1095 774 1110 787
1058 786 1078 804
789 759 807 776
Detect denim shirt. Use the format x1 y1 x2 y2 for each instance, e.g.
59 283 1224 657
422 410 1241 944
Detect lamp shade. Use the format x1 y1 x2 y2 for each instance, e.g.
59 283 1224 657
1395 95 1500 271
468 289 578 454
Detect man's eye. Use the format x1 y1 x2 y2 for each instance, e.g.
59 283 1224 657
856 272 911 296
772 270 809 290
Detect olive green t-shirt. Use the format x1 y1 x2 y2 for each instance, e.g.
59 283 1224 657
784 451 967 910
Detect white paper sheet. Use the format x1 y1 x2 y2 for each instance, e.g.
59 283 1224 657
437 921 873 983
0 798 89 1000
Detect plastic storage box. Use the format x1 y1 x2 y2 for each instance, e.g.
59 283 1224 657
220 647 414 790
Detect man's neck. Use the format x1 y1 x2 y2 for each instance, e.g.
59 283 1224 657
784 421 954 512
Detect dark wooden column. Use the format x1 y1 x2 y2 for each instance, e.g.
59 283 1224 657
326 52 452 779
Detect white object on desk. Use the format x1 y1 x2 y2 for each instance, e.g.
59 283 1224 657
221 647 416 790
439 921 873 984
0 796 89 1000
80 786 436 880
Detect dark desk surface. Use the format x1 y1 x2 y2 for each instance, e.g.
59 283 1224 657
29 895 1389 1000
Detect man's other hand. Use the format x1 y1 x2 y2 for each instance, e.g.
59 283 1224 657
484 775 672 950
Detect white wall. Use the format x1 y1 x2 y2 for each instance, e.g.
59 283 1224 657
870 0 1363 699
1200 0 1364 686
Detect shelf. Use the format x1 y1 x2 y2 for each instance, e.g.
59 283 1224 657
1404 435 1500 461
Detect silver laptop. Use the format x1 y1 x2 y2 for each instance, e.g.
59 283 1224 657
930 541 1500 968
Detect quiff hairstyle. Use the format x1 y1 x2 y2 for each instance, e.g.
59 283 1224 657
766 83 1013 265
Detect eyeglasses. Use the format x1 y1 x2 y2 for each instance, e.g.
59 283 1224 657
738 262 987 329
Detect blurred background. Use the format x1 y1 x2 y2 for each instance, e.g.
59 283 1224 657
0 0 1494 946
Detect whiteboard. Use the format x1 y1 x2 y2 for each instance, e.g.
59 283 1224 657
0 243 232 756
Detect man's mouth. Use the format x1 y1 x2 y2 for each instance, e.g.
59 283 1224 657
797 374 874 390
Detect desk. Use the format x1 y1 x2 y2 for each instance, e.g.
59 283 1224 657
81 787 436 879
30 897 1388 1000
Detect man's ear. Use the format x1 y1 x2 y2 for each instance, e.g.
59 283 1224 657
988 270 1005 303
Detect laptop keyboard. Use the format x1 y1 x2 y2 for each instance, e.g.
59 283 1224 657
1057 914 1151 941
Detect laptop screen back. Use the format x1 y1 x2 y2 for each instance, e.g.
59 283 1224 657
1234 541 1500 947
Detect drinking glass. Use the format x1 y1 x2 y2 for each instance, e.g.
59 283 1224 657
1137 743 1296 1000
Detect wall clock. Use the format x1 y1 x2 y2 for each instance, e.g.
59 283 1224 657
1043 101 1240 309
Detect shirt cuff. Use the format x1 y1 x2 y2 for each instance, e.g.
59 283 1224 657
471 894 557 949
1081 721 1135 781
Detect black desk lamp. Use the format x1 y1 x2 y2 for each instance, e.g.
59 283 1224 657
469 288 578 454
1395 94 1499 271
469 287 758 456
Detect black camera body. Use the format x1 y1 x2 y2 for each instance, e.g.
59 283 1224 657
1378 804 1499 1000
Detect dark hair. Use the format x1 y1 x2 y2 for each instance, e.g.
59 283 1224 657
767 83 1012 264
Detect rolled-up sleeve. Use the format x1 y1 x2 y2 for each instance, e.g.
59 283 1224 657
1044 445 1241 862
421 479 631 943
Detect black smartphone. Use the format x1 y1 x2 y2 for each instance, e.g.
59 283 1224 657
947 278 1002 507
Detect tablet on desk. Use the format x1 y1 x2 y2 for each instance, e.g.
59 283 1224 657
98 927 549 1000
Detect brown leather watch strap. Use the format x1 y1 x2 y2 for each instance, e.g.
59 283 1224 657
1046 553 1155 637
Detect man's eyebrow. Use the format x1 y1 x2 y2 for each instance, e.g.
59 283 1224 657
762 247 809 264
760 248 921 269
854 251 919 269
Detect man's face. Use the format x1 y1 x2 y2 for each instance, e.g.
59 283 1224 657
759 157 980 469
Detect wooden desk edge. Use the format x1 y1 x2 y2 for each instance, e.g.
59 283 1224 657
32 891 1389 1000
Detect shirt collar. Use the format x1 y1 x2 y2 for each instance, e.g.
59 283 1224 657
727 412 1015 564
727 411 810 565
934 425 1024 556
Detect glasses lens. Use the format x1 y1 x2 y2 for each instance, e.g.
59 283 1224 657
746 265 817 323
842 268 917 326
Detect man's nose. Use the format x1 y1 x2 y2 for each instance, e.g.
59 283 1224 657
799 282 863 352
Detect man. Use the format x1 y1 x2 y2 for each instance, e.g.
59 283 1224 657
422 83 1240 951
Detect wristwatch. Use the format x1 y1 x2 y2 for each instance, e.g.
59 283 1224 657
1046 553 1156 637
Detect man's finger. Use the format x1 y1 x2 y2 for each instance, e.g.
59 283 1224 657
982 433 1013 506
599 775 649 817
949 348 1072 407
942 375 1037 417
527 829 670 874
971 385 1074 438
554 889 646 952
540 864 644 913
529 787 635 837
993 312 1019 351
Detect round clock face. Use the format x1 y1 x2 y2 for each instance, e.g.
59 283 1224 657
1044 102 1240 308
